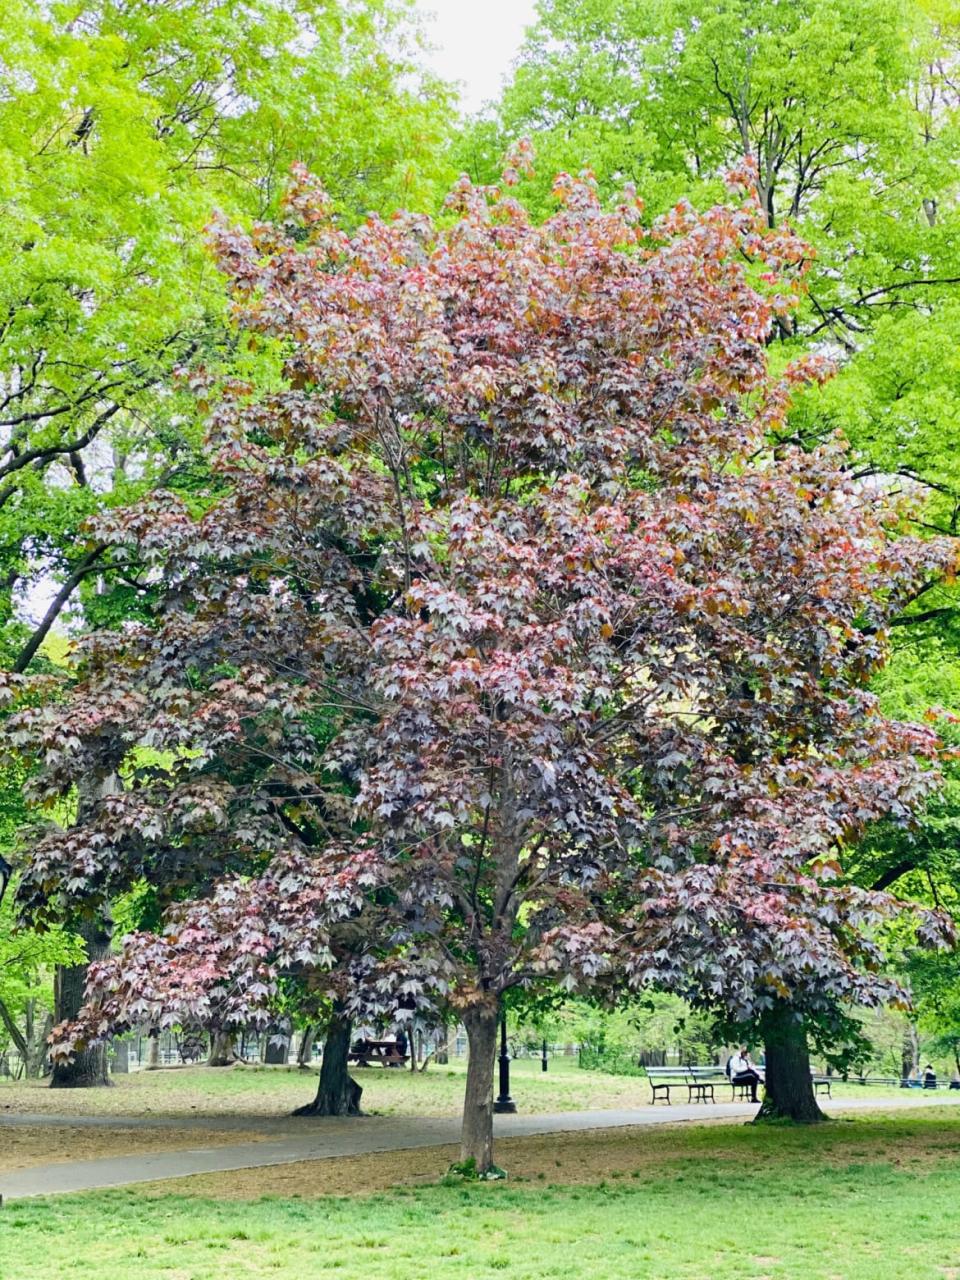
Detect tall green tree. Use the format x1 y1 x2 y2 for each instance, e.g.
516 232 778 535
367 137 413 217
0 0 455 672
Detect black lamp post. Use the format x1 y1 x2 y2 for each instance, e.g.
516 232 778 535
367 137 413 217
493 1010 516 1113
541 1037 548 1073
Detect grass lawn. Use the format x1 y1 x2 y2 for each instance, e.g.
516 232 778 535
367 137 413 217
0 1056 915 1123
6 1111 960 1279
0 1056 658 1119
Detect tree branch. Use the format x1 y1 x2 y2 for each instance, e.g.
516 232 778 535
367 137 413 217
12 544 107 673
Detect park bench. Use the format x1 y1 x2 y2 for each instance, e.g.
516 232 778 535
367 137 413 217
646 1066 727 1104
347 1039 409 1067
823 1074 945 1089
646 1065 834 1105
848 1074 951 1090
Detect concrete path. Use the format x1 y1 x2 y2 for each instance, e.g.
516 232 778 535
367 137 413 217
3 1092 959 1202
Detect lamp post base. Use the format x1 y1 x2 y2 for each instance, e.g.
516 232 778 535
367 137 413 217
494 1010 517 1114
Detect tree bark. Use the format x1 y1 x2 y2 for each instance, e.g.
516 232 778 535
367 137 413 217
459 1002 499 1172
755 1005 825 1124
296 1025 316 1067
0 996 29 1066
50 912 113 1088
28 1011 52 1078
263 1021 290 1065
901 1023 919 1081
145 1031 161 1070
292 1013 362 1116
207 1030 238 1066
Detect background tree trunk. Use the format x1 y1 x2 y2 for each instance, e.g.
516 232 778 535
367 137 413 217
50 772 118 1089
207 1030 238 1067
296 1026 316 1067
901 1023 919 1081
263 1021 290 1065
27 1010 52 1078
293 1013 362 1116
145 1031 160 1070
459 1002 498 1172
755 1004 825 1124
50 912 113 1088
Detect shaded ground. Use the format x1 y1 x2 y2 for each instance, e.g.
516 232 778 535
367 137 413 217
3 1092 956 1200
2 1123 269 1172
6 1111 960 1280
147 1107 960 1198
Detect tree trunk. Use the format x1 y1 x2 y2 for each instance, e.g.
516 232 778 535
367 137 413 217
263 1021 290 1065
50 912 113 1089
292 1013 362 1116
755 1005 825 1124
901 1023 919 1081
145 1032 161 1070
145 1031 160 1070
0 995 29 1069
460 1002 499 1172
207 1030 238 1067
296 1025 316 1067
28 1011 53 1078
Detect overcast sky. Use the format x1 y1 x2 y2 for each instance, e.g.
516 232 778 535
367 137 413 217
417 0 540 113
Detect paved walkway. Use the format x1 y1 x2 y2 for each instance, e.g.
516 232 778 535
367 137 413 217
3 1092 959 1201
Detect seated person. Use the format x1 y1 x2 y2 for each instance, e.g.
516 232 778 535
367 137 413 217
923 1063 938 1089
728 1047 762 1103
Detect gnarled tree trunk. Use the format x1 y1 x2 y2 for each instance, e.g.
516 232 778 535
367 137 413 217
755 1004 825 1125
50 912 113 1089
460 1001 498 1172
293 1012 362 1116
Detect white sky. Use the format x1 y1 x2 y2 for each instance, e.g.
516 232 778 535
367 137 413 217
416 0 540 114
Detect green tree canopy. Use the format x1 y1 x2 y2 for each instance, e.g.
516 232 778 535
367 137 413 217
0 0 455 670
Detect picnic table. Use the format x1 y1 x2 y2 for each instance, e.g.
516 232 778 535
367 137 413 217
347 1039 408 1067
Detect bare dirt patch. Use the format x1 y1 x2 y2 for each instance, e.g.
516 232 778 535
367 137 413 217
0 1124 269 1172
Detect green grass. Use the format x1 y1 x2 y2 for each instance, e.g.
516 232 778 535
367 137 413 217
0 1056 666 1118
0 1056 918 1122
7 1111 960 1279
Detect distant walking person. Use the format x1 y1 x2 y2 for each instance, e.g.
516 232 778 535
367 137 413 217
728 1047 763 1103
